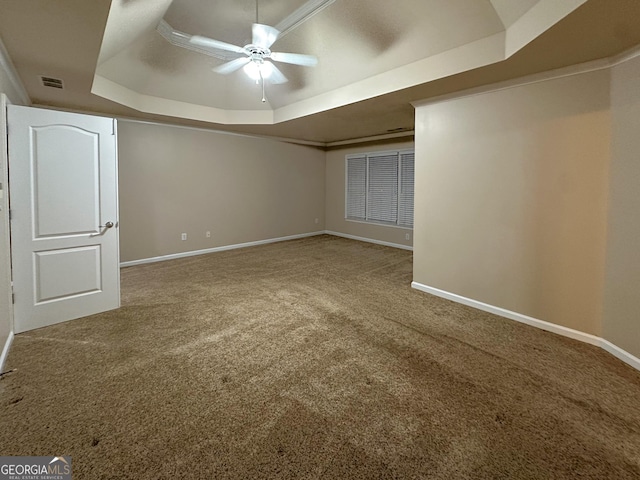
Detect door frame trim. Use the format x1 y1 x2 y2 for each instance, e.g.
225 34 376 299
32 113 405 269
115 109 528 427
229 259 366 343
0 94 14 372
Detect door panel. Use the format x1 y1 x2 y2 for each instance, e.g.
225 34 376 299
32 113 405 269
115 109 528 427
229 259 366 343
35 246 102 303
32 126 101 237
9 105 120 333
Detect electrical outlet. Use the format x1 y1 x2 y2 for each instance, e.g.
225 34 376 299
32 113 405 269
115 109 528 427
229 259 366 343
405 233 410 241
314 218 319 224
181 233 187 241
206 231 211 238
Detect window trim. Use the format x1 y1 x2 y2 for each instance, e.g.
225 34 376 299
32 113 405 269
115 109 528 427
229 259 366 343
344 148 414 229
345 217 414 231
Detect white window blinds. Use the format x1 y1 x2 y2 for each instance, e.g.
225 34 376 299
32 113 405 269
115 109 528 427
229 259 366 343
346 156 366 220
368 153 398 224
398 151 415 228
345 149 414 228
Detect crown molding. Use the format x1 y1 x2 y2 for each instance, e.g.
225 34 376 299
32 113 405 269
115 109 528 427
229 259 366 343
413 43 640 110
609 43 640 68
326 131 415 148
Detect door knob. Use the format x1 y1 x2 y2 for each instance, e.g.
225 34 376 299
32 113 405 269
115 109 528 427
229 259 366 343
100 221 114 228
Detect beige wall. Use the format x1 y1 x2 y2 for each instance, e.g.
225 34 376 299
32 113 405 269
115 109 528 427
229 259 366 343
413 70 611 335
602 54 640 358
325 140 415 248
118 121 326 262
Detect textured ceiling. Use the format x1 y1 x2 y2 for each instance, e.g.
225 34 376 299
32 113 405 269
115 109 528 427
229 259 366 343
1 0 640 145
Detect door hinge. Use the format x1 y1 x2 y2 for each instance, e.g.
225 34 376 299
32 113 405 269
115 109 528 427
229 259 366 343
11 293 14 304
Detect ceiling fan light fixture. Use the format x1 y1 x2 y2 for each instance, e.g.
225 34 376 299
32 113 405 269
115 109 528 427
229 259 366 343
243 61 259 80
243 60 272 81
260 61 275 79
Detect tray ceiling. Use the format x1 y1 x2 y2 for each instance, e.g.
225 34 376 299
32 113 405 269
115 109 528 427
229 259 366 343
92 0 580 125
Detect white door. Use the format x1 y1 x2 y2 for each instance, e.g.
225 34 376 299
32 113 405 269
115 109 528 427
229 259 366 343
8 105 120 333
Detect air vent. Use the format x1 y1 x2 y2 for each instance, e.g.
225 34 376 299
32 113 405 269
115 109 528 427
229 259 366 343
40 76 64 89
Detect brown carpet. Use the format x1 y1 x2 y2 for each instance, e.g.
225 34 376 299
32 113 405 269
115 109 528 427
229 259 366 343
1 235 639 479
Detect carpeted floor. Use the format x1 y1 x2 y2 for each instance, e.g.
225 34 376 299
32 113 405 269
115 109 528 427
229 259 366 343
1 235 639 479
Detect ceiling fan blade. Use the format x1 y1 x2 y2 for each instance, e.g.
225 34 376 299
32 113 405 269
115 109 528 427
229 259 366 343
274 0 337 37
190 35 247 54
252 23 280 49
270 52 318 67
263 62 288 84
213 57 251 74
158 20 238 61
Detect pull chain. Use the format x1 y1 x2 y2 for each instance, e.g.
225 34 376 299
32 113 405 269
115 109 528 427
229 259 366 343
256 0 266 103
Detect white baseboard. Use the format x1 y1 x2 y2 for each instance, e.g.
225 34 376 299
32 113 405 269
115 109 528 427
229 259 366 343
122 230 412 267
120 231 325 267
411 281 640 372
600 339 640 371
0 331 14 373
410 282 602 345
324 231 413 251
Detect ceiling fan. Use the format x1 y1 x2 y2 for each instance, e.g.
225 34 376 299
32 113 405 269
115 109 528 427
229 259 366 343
187 1 320 102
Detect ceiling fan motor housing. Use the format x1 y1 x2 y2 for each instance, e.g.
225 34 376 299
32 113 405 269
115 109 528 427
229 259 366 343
246 45 270 62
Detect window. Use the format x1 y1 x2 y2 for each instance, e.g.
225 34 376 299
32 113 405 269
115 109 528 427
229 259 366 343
345 149 414 228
